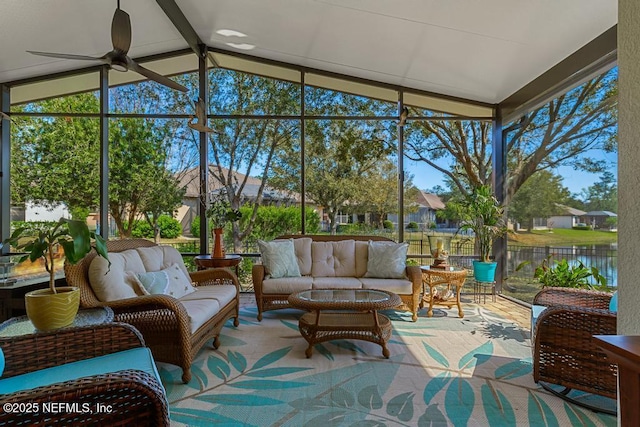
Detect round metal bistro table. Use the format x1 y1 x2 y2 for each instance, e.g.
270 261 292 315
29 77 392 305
288 289 401 358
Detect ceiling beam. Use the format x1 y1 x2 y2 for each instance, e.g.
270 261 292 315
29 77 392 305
155 0 206 58
500 25 617 124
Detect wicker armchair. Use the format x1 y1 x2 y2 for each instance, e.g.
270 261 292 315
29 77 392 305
0 323 169 426
64 239 240 383
531 287 617 413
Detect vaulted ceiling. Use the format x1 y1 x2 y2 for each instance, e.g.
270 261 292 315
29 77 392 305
0 0 617 106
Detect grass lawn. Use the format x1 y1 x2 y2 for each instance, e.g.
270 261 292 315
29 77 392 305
509 228 617 246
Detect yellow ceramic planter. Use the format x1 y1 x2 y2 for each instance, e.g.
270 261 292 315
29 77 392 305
25 286 80 331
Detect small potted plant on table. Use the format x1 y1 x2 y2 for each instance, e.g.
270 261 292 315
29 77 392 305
205 190 242 258
456 185 508 282
3 218 109 330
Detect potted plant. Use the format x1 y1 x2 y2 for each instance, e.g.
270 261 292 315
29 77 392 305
530 256 608 290
456 185 508 282
205 190 242 258
2 217 109 330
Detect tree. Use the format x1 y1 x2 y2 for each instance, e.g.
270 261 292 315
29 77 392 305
580 171 617 212
355 159 420 229
508 170 572 230
206 70 300 251
404 68 617 203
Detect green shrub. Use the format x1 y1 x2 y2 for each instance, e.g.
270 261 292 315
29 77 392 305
191 216 200 237
572 225 593 230
130 215 182 238
157 215 182 238
239 205 320 241
383 219 394 230
131 220 153 238
407 221 419 230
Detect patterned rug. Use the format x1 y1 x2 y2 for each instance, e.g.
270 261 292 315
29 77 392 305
160 301 617 427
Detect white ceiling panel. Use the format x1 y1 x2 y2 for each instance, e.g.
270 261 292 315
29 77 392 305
0 0 617 105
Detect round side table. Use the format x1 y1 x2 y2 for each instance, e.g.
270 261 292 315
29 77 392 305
194 254 242 276
420 266 468 318
0 307 114 337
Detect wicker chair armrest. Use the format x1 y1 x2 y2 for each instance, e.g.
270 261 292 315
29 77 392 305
189 268 240 293
0 323 145 378
252 264 266 287
405 265 423 293
534 305 617 346
532 287 612 310
0 370 169 426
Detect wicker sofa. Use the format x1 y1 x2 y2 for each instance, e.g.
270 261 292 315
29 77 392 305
531 287 617 411
64 239 240 384
0 323 169 426
252 235 422 321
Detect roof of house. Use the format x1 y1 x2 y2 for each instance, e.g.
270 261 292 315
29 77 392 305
585 210 617 217
553 203 586 216
178 166 299 202
415 191 446 210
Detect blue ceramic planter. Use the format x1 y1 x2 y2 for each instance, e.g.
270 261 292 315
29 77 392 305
473 261 497 282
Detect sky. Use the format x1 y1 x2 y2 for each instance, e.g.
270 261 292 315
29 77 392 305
406 150 618 197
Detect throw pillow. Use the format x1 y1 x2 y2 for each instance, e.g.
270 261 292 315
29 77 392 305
364 241 408 279
136 270 169 295
258 239 301 279
136 263 196 299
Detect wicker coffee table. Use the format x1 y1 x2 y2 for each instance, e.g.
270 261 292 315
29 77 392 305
288 289 401 358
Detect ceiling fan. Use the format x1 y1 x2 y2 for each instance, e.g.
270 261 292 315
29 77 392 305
188 98 216 133
27 0 187 93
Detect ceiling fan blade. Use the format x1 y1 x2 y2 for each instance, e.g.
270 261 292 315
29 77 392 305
27 51 106 62
128 59 188 92
111 7 132 53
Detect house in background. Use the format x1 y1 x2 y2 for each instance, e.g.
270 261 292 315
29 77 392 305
387 191 446 230
584 210 618 230
546 204 587 229
177 166 299 236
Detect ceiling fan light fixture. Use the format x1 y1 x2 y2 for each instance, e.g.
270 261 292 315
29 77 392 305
111 57 128 72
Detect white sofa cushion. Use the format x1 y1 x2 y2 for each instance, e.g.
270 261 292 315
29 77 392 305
359 277 412 295
262 276 314 294
258 239 301 278
355 241 369 277
292 238 313 276
312 276 362 289
180 284 237 308
311 240 356 277
88 249 145 302
179 285 237 333
180 299 221 333
136 245 191 282
364 241 408 279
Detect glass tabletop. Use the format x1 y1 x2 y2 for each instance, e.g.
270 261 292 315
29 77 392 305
295 289 392 304
420 265 466 272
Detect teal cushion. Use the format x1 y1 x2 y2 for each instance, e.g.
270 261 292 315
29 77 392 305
0 348 4 377
258 239 301 279
364 241 408 279
609 291 618 313
530 305 547 336
0 347 162 395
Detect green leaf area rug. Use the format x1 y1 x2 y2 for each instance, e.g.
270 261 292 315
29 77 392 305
161 303 616 427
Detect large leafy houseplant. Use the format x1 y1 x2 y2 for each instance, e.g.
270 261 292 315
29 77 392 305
532 256 608 291
3 218 109 293
457 185 508 262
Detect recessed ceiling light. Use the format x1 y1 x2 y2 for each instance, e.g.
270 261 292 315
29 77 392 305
216 29 247 38
226 43 255 50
